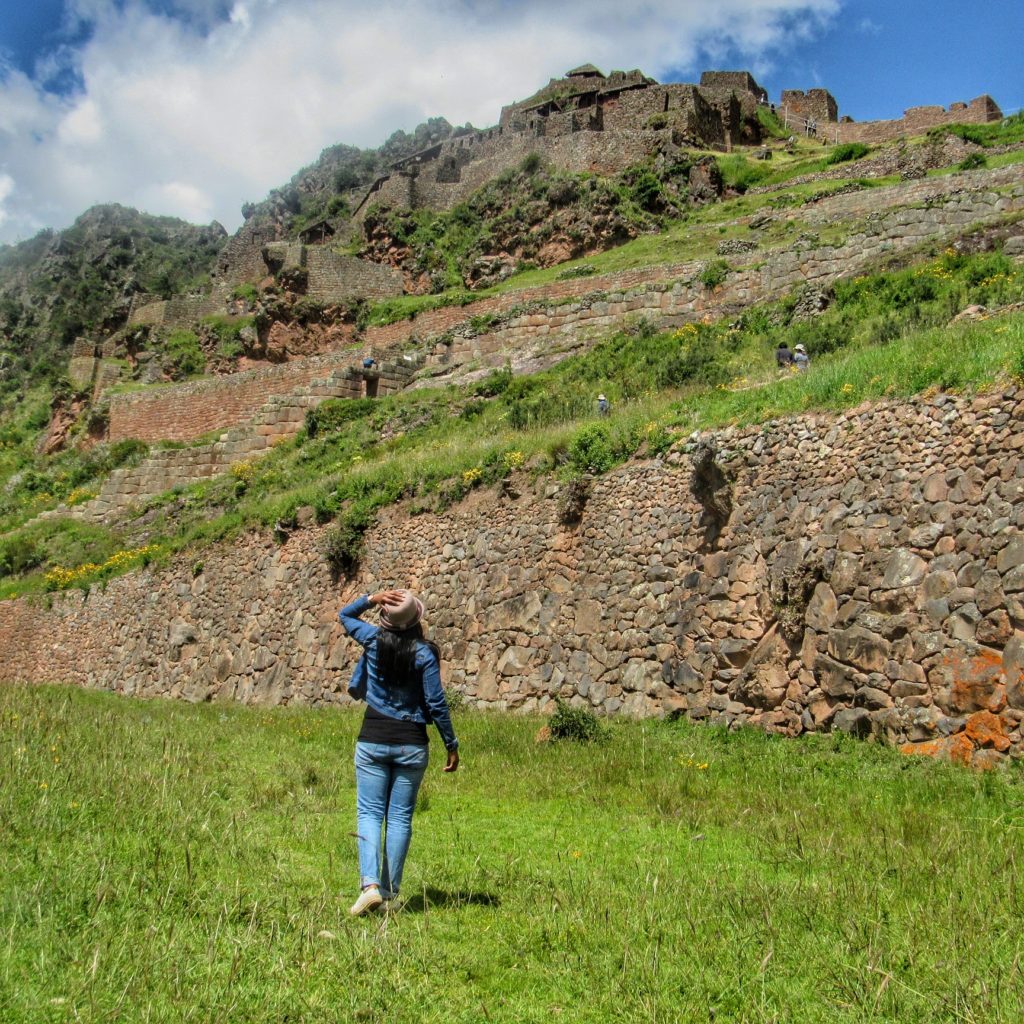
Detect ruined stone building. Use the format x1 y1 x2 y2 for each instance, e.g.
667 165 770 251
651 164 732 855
351 66 773 222
212 64 1004 288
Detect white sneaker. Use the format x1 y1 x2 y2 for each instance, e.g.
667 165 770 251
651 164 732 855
349 886 383 916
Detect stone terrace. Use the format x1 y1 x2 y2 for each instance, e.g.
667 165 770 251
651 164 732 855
104 163 1024 451
6 387 1024 768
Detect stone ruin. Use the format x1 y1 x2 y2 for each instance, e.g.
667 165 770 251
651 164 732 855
351 65 1004 221
212 63 1005 290
349 65 774 225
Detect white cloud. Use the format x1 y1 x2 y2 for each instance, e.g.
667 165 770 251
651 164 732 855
57 97 104 144
0 0 841 244
0 173 14 227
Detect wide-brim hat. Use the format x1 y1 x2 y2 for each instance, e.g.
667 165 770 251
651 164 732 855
794 344 806 353
379 590 424 631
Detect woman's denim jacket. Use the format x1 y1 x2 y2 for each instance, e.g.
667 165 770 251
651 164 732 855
339 595 459 751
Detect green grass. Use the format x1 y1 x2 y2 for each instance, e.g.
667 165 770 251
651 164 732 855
927 112 1024 149
2 684 1023 1023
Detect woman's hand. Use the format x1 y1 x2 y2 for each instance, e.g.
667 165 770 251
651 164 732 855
369 589 405 607
443 749 459 773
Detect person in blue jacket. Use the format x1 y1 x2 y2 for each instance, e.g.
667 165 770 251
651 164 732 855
339 588 459 916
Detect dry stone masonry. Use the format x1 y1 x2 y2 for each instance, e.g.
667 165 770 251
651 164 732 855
4 389 1024 767
45 360 414 523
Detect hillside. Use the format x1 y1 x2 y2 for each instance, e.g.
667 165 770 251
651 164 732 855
2 65 1024 765
0 205 228 388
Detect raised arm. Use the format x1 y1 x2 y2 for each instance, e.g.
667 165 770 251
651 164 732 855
339 594 378 648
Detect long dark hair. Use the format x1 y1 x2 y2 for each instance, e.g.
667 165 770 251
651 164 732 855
376 625 440 694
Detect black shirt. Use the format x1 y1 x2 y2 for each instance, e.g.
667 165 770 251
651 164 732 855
358 705 429 746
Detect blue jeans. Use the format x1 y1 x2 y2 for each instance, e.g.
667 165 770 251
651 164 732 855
354 742 429 898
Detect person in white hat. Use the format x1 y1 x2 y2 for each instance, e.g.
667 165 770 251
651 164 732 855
793 344 810 372
597 393 610 416
339 588 459 915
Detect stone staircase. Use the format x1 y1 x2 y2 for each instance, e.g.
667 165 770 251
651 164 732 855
43 359 415 524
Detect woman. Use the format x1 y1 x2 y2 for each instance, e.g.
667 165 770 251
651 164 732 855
339 589 459 916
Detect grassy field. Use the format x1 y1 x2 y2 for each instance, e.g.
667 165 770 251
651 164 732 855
2 684 1024 1023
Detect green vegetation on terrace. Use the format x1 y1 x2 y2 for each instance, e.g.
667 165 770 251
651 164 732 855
360 176 873 329
3 684 1024 1023
927 110 1024 149
360 154 691 295
0 205 225 393
2 249 1023 599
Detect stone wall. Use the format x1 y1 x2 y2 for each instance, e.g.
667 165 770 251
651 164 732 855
379 168 1024 378
75 369 365 521
834 96 1002 146
216 223 285 286
701 71 768 104
306 249 404 302
4 389 1024 767
356 129 676 219
54 361 417 521
128 293 224 331
781 89 839 126
107 353 410 444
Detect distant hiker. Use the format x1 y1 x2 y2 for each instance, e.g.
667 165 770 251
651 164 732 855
793 344 810 372
339 589 459 916
597 394 610 417
775 342 794 369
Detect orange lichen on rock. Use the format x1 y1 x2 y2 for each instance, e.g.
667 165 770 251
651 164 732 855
900 738 944 758
964 710 1012 752
948 648 1005 713
900 732 976 766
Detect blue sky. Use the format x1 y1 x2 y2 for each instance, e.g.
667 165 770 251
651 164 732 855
0 1 1020 244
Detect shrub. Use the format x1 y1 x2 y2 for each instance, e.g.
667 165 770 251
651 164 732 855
699 260 730 290
568 425 615 475
327 195 350 217
163 330 205 379
631 172 665 211
0 534 43 577
659 328 729 389
548 698 604 742
473 363 513 397
716 155 770 193
520 152 542 175
333 166 363 191
230 283 259 303
556 264 597 281
305 398 376 438
824 143 869 165
322 499 377 579
958 153 988 171
444 686 467 714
